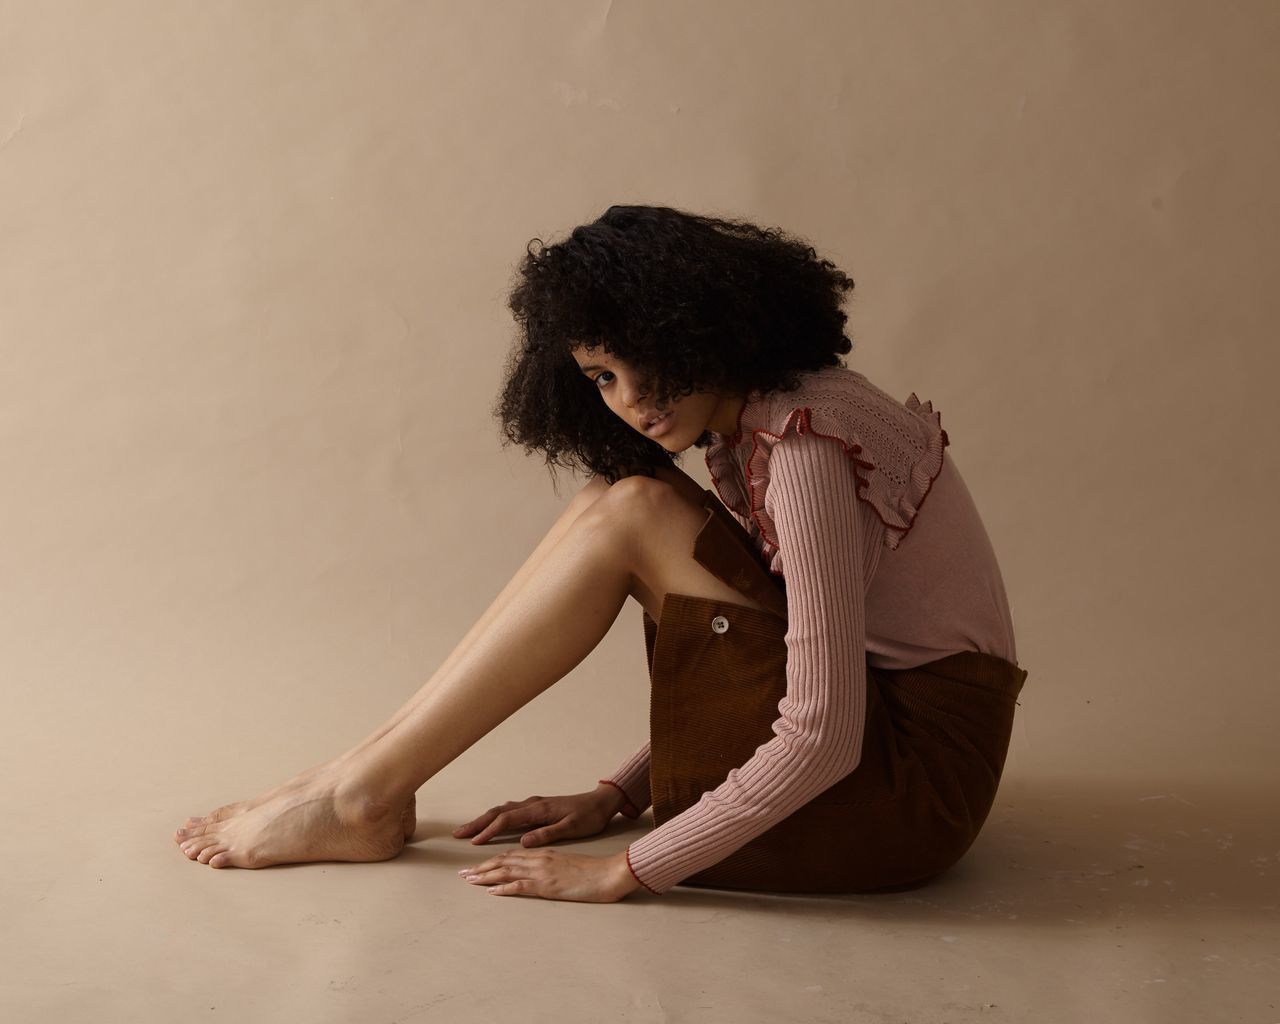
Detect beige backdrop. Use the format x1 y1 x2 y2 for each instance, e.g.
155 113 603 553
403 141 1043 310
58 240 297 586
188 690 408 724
3 2 1276 1022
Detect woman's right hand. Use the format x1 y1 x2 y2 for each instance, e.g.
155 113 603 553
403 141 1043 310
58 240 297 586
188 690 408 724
452 785 627 847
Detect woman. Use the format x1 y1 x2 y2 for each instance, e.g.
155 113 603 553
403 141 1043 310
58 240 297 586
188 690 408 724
173 204 1028 903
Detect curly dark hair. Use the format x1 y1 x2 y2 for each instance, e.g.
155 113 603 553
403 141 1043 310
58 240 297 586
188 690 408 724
493 204 856 487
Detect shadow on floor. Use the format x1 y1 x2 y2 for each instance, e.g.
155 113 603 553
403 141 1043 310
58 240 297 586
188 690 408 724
407 776 1278 923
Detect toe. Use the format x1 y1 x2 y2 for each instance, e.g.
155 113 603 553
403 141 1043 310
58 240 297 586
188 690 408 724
184 836 218 858
196 844 224 864
208 850 232 869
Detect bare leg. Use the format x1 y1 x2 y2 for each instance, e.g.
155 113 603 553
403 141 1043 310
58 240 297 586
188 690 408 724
179 474 618 832
174 470 768 869
340 462 713 775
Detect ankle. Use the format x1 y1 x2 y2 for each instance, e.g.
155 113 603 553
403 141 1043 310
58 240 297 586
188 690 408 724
334 758 416 813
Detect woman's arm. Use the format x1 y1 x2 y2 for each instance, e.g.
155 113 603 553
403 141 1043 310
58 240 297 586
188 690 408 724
597 740 651 818
623 429 870 895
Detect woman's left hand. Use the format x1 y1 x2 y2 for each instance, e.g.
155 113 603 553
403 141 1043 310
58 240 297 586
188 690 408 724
458 848 642 902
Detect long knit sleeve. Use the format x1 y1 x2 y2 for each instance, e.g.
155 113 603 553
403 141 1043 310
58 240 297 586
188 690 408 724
598 740 651 819
624 429 869 895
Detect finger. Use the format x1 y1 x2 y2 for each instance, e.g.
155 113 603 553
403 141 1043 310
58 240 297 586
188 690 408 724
522 830 558 847
459 850 529 875
461 864 507 883
463 861 538 895
463 862 530 886
472 805 549 846
466 849 541 871
454 798 537 838
452 809 500 838
469 811 518 845
459 856 508 877
459 851 542 882
461 797 534 831
487 878 534 897
521 821 570 847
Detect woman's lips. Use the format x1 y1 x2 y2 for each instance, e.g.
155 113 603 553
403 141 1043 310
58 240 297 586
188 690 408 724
644 410 674 437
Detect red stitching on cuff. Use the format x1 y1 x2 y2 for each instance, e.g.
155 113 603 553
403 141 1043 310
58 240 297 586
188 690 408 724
597 779 641 818
625 845 661 895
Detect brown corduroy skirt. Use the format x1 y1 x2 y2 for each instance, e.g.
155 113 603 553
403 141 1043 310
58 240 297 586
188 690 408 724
641 488 1030 895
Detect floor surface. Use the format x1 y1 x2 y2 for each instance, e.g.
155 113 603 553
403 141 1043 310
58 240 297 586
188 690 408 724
5 769 1276 1023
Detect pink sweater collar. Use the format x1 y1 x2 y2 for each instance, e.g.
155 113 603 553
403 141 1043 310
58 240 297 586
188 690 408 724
712 384 770 449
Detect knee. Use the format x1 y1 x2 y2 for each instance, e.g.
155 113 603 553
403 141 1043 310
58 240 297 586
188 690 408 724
565 473 613 517
562 472 676 539
576 473 683 534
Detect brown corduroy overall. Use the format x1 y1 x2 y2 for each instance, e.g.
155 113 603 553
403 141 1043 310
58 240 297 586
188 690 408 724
641 488 1029 894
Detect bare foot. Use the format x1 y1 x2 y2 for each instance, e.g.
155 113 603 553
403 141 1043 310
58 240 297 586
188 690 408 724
175 776 409 869
178 782 416 845
175 760 343 834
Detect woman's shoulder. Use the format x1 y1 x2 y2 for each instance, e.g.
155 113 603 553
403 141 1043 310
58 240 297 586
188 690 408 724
756 363 920 425
741 363 952 552
745 365 940 462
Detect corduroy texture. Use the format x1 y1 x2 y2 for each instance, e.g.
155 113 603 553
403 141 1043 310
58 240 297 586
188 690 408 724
624 432 875 894
635 488 1028 895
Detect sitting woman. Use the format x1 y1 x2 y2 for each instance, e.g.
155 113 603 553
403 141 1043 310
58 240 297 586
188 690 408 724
173 203 1028 903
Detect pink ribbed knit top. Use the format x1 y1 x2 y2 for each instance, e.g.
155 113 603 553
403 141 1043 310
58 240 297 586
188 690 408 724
600 362 1019 896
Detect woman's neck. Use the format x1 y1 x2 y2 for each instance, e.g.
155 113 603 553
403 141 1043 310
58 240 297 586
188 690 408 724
708 391 747 436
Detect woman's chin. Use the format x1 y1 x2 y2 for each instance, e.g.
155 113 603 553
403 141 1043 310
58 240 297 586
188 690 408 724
648 428 680 450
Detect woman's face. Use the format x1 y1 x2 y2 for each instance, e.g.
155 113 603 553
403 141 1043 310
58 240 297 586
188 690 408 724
570 345 743 451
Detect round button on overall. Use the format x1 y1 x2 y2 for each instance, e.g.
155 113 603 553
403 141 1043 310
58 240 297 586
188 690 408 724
711 615 730 634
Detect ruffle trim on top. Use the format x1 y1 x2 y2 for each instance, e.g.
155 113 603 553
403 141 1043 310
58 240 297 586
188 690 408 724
709 393 950 557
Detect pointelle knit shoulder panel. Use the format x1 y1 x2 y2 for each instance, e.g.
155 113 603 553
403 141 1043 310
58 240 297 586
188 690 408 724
704 362 950 560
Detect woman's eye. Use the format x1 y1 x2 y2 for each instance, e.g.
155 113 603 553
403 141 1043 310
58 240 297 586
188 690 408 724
593 372 614 389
